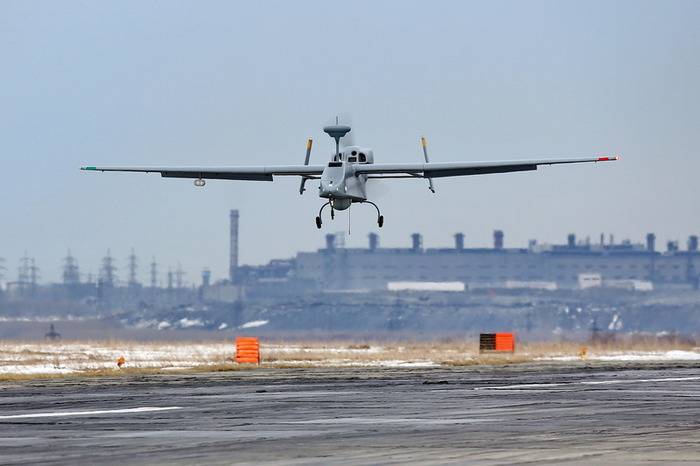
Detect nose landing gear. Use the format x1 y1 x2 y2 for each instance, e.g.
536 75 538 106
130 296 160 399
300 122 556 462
315 201 330 229
314 200 384 229
361 200 384 228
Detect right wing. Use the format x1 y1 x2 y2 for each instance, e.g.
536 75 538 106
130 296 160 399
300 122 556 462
80 164 326 181
354 156 620 178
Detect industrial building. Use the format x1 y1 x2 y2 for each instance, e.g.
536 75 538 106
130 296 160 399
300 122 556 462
227 209 700 293
291 231 700 291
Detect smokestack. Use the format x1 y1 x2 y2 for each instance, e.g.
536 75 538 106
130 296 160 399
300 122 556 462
229 210 239 283
646 233 656 252
325 234 336 251
411 233 422 252
567 233 576 248
368 233 379 252
493 230 504 250
454 233 464 250
689 235 699 252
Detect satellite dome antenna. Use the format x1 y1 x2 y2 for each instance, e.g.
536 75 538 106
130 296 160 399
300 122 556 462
323 116 351 158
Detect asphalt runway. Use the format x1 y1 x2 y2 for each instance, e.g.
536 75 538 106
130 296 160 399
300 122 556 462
1 362 699 465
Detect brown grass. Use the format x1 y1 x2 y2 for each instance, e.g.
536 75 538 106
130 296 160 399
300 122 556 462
0 335 697 382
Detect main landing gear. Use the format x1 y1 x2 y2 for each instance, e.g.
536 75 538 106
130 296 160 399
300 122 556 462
315 200 384 229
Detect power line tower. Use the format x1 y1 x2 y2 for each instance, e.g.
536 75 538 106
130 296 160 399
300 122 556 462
127 248 139 288
149 257 158 288
99 250 117 288
29 258 40 294
175 263 185 289
17 252 31 295
62 250 80 286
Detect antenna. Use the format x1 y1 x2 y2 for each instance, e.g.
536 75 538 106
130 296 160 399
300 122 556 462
323 123 351 157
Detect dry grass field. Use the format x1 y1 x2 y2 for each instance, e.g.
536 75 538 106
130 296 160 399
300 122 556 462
0 336 698 380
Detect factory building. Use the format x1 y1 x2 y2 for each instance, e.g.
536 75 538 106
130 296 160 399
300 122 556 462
292 231 700 291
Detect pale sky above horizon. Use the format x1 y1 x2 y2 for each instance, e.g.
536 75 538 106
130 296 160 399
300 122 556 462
1 0 699 284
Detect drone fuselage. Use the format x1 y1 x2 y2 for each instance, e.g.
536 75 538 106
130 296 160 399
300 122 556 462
318 146 373 210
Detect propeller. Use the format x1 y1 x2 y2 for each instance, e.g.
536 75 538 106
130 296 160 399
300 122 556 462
365 178 391 200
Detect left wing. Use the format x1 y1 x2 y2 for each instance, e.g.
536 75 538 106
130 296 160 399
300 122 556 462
80 164 326 181
354 156 620 178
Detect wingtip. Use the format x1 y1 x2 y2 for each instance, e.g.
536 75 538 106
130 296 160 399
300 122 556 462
597 155 621 162
81 166 97 171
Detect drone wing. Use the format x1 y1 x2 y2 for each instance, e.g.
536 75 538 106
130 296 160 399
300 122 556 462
354 156 620 178
80 164 326 181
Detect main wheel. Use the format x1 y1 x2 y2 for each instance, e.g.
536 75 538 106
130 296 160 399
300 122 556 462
315 216 322 229
378 215 384 228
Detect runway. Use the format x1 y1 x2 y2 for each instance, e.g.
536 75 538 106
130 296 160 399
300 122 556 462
1 362 699 465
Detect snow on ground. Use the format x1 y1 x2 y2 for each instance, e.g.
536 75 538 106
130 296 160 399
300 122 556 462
1 341 699 376
0 342 233 374
0 341 427 375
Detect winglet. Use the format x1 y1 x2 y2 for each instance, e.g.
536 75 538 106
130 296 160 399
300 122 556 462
597 155 621 162
81 166 97 171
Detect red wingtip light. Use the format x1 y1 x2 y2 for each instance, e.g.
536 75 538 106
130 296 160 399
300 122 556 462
597 155 621 162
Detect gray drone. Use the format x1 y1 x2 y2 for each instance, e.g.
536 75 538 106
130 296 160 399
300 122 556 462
82 122 619 228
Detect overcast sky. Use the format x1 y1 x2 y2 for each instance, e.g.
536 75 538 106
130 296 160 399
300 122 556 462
1 0 699 284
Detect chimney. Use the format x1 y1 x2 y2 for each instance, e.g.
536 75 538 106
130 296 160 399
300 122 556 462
229 210 239 283
325 234 336 251
493 230 504 250
454 233 464 250
411 233 422 252
368 233 379 252
689 235 699 252
567 233 576 248
646 233 656 252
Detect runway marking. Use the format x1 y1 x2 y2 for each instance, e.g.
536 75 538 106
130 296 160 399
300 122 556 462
475 376 700 391
0 406 182 420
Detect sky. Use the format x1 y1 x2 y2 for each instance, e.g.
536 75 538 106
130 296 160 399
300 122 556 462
1 0 699 285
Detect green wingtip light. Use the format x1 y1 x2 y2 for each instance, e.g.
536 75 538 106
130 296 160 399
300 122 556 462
82 166 97 171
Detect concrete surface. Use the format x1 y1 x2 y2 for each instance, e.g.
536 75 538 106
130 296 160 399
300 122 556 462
0 362 699 465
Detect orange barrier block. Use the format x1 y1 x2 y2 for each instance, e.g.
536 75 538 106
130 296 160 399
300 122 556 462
479 333 515 353
495 333 515 352
235 337 261 364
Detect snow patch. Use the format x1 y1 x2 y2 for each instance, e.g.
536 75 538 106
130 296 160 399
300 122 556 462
239 320 269 329
177 318 203 328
